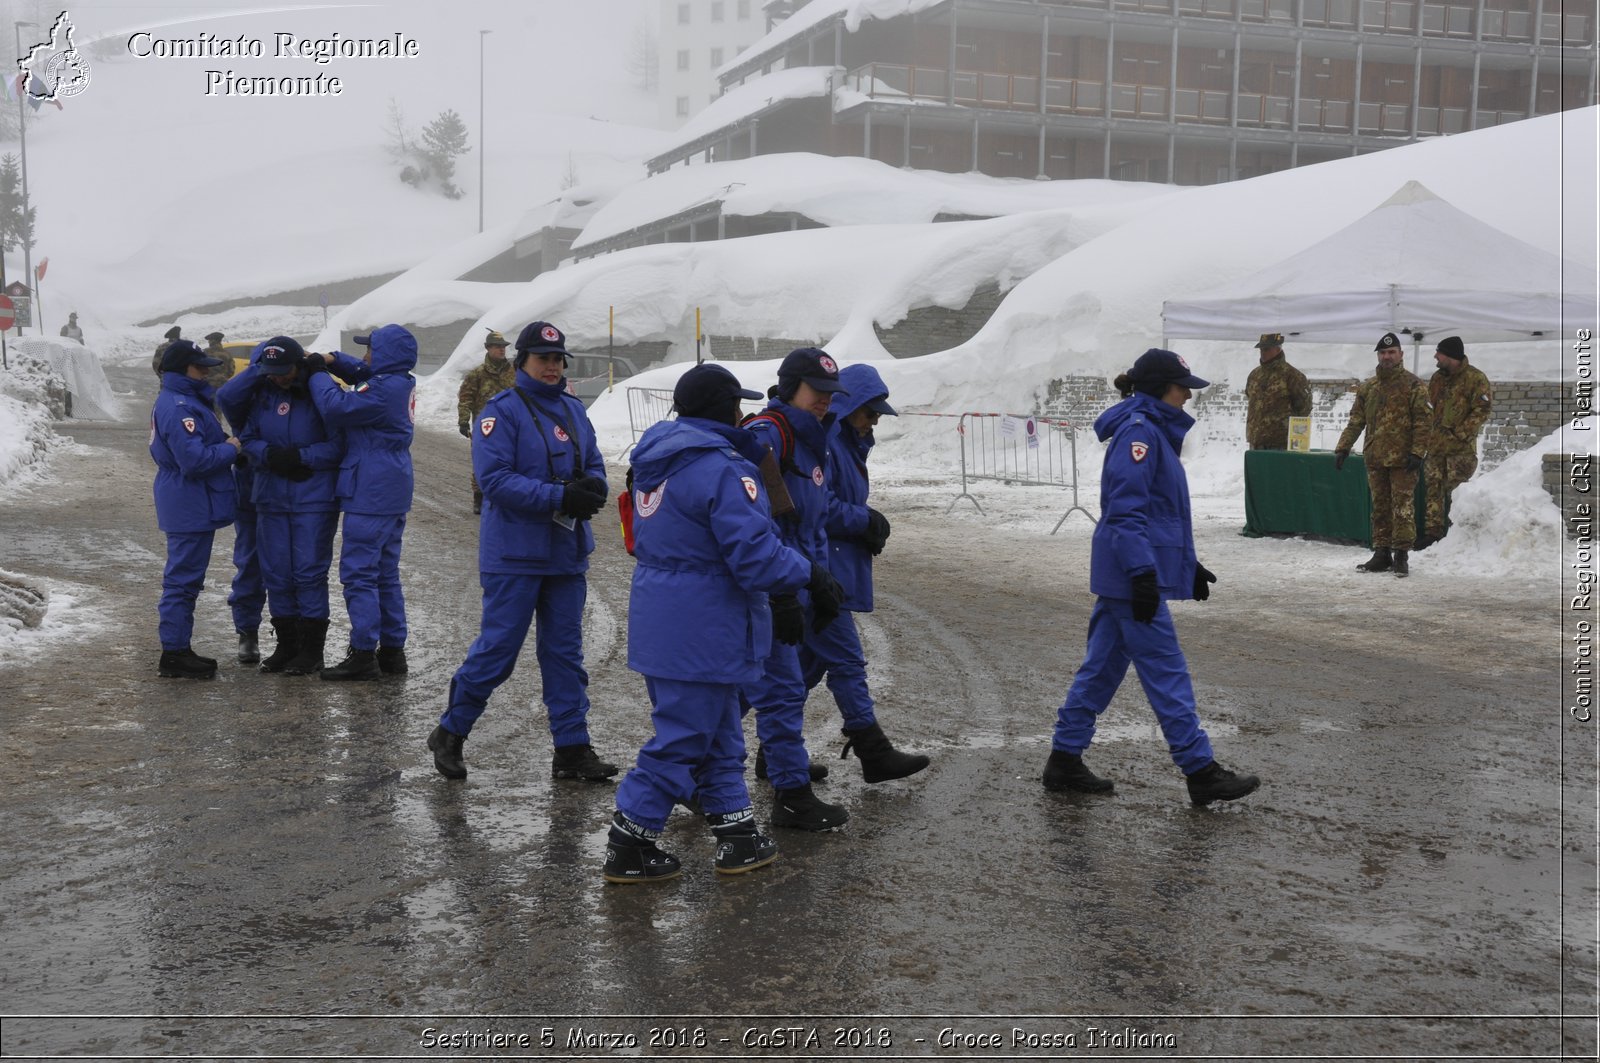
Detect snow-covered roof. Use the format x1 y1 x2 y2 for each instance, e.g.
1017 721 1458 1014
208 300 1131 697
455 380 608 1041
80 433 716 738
663 66 836 160
723 0 948 81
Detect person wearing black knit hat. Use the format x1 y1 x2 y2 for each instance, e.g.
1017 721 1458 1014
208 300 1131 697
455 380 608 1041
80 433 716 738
1419 336 1492 550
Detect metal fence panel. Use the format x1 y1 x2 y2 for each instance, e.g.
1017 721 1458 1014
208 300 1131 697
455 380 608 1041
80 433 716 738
946 412 1097 533
624 386 675 455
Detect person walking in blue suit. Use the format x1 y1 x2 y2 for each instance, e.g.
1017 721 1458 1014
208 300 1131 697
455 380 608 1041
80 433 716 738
150 339 241 678
605 364 841 882
741 347 855 831
427 321 617 784
219 337 347 676
803 362 929 783
1042 348 1260 806
303 324 417 680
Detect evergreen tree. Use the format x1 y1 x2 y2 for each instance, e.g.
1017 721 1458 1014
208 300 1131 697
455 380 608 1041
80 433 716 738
0 154 35 254
420 109 469 198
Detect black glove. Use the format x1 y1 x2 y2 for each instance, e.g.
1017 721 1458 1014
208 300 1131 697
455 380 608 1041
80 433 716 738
1131 572 1160 624
806 562 845 632
559 477 607 520
862 507 891 555
1406 453 1424 474
770 593 804 645
1193 563 1216 602
300 353 328 378
459 421 471 438
285 465 315 483
264 446 302 476
1333 450 1348 471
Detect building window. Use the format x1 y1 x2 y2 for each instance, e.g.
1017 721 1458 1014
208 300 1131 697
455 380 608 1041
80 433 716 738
677 3 691 24
677 49 690 71
676 96 690 117
737 0 750 17
710 46 724 68
711 1 724 22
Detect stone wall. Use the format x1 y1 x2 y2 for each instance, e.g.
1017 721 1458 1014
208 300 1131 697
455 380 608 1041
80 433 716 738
872 285 1006 358
1544 452 1595 540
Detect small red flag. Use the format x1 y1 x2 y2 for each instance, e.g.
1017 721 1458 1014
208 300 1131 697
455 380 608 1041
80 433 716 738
35 257 47 282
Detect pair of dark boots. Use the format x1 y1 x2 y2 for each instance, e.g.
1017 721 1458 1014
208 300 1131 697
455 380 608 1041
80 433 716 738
602 810 778 884
753 723 930 786
258 616 330 676
1356 547 1409 577
322 645 408 681
236 629 259 665
426 729 616 783
158 647 217 679
1041 750 1261 806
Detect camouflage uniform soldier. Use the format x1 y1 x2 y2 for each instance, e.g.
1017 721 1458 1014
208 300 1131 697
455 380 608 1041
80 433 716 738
203 332 236 390
1419 336 1491 550
153 325 182 375
1244 331 1312 450
1335 332 1432 578
456 328 515 514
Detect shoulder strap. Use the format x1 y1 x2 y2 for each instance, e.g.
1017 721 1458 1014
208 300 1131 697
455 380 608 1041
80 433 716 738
741 410 797 473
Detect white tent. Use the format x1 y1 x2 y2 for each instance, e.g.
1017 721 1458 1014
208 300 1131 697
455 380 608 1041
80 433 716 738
1161 180 1598 348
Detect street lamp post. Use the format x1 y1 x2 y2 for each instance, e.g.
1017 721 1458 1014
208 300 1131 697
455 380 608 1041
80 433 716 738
14 20 35 334
478 29 490 234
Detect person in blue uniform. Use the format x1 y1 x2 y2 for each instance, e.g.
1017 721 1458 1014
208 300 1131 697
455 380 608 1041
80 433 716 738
427 321 616 784
217 342 266 666
803 362 929 782
1042 348 1260 806
219 337 347 676
303 324 417 680
605 364 842 882
149 339 240 678
741 347 855 831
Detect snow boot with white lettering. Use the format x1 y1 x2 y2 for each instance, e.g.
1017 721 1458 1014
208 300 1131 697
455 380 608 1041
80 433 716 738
840 722 930 783
1391 549 1409 578
602 812 681 884
770 784 849 831
754 743 828 783
707 808 778 875
552 743 619 781
258 616 300 673
1042 750 1114 794
1356 547 1392 572
1185 761 1261 806
284 618 328 676
236 628 259 665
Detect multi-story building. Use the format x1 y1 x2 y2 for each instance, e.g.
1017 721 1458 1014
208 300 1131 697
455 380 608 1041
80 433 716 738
651 0 1596 184
658 0 769 127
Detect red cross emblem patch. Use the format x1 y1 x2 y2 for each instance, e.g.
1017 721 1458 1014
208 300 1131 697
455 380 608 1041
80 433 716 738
818 354 837 374
811 465 824 486
741 476 758 501
541 325 561 344
1130 441 1149 462
637 482 666 517
181 417 196 433
277 402 290 416
480 416 496 436
553 425 570 443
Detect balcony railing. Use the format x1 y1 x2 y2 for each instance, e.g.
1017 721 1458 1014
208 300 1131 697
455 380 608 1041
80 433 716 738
844 62 1532 135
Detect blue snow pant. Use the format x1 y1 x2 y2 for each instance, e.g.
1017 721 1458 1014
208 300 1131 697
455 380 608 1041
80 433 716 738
159 530 216 651
615 676 751 832
1051 596 1214 775
339 512 407 651
227 506 264 633
440 572 592 746
741 640 813 790
799 609 875 730
257 509 338 620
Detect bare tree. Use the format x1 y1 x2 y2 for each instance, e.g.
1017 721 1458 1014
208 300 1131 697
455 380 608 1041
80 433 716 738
625 19 659 93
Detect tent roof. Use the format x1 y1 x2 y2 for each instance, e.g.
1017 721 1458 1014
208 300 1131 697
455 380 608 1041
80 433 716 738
1161 180 1597 343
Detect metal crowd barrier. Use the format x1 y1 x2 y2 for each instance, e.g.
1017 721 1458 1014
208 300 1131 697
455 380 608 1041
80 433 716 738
945 411 1097 533
623 386 675 455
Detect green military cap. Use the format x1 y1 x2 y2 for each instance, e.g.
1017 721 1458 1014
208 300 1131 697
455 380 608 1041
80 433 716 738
484 329 508 348
1254 332 1284 350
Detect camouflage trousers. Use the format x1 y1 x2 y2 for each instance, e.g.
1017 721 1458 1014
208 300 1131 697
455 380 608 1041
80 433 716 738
1367 463 1419 549
1423 453 1476 536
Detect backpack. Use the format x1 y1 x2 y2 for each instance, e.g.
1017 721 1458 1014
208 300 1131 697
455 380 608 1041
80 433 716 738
740 409 799 475
616 466 637 556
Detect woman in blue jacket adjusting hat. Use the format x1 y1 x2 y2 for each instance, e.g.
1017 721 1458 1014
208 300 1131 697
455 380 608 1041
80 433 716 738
302 324 417 680
605 363 840 883
427 321 617 785
217 337 346 676
150 339 241 678
804 362 929 782
1042 349 1259 806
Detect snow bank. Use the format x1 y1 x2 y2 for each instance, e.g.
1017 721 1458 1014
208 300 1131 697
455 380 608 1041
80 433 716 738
11 338 122 420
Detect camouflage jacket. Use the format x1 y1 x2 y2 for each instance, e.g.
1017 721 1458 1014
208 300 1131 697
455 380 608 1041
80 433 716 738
152 340 173 375
1335 364 1432 467
203 345 236 390
1244 356 1313 449
1427 361 1492 457
457 355 516 425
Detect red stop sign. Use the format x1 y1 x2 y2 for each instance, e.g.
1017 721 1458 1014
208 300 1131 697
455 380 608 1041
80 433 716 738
0 295 13 331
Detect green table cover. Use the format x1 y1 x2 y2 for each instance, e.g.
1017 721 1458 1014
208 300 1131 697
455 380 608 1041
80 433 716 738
1243 450 1426 547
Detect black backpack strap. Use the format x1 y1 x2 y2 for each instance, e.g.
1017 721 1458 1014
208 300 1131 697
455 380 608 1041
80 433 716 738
741 410 798 475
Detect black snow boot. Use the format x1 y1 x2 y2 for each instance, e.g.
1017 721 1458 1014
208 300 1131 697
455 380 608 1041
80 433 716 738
707 809 778 876
472 489 483 515
258 616 300 673
320 647 380 682
840 722 930 783
754 743 828 783
376 645 408 674
602 812 681 884
427 725 467 780
1185 761 1261 806
158 648 217 679
284 617 329 676
1042 750 1114 794
236 628 260 665
1391 549 1410 578
552 744 619 781
1356 547 1392 572
770 784 849 832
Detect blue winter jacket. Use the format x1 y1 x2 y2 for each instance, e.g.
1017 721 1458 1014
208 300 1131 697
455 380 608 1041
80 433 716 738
822 363 889 612
150 373 238 533
216 342 266 516
746 398 835 578
627 416 812 684
472 369 606 576
224 371 345 513
1088 392 1199 601
307 324 416 516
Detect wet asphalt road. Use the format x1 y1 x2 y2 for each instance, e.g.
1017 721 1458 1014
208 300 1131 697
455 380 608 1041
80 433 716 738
0 364 1593 1059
